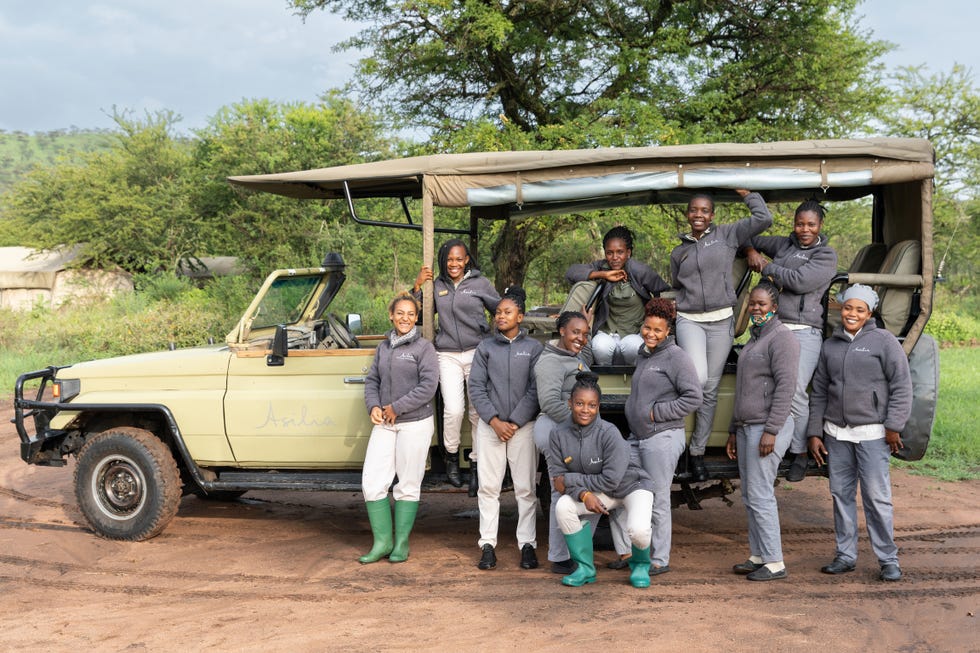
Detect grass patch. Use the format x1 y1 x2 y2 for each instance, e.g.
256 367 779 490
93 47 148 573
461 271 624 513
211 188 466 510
895 346 980 481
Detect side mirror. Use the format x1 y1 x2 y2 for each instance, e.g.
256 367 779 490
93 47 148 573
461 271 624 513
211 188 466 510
347 313 363 335
267 324 288 366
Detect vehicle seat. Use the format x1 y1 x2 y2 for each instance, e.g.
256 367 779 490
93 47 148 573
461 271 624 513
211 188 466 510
875 240 921 336
731 256 753 338
825 242 888 335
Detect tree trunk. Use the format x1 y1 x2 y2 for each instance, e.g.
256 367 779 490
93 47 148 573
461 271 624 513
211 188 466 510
490 219 531 293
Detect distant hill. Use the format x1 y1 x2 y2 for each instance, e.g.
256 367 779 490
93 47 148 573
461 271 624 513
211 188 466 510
0 128 116 194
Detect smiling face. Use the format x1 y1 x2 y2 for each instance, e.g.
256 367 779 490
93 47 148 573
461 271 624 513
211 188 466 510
558 317 590 354
494 297 523 338
640 314 670 350
569 386 600 427
747 287 777 320
794 209 822 248
603 237 631 271
841 298 872 335
445 245 470 282
389 298 418 336
686 197 715 237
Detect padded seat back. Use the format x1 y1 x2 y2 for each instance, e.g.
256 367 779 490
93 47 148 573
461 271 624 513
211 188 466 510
876 240 921 336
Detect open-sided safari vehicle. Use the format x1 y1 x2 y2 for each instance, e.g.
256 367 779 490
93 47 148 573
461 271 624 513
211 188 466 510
14 138 939 540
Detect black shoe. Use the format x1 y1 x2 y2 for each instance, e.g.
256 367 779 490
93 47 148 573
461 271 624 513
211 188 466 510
445 454 462 487
880 563 902 582
468 461 479 498
786 453 807 482
607 557 631 570
550 558 576 574
746 566 787 581
820 558 856 575
732 560 764 575
501 468 513 492
520 544 538 569
477 544 496 570
690 454 708 482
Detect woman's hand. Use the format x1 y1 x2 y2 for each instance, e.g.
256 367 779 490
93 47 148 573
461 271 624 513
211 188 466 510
553 475 565 494
369 406 384 425
489 417 517 442
759 432 776 457
381 404 398 425
726 433 737 460
885 429 904 454
413 266 433 292
734 188 750 198
808 436 828 466
743 246 769 273
582 492 608 515
592 269 627 283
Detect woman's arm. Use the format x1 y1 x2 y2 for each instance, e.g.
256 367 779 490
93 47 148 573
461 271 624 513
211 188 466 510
652 350 703 422
763 246 839 294
389 341 440 416
467 343 497 425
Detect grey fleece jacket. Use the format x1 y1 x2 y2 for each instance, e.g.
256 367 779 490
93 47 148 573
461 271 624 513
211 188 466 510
364 330 440 423
468 329 544 427
807 322 913 436
625 337 703 439
414 271 500 352
547 417 653 501
670 192 773 313
534 341 590 424
565 257 670 336
729 317 800 435
749 233 839 328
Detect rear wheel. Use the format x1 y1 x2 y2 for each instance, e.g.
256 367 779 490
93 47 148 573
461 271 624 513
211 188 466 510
73 427 182 541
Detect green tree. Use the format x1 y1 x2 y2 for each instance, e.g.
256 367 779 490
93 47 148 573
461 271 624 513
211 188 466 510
292 0 890 288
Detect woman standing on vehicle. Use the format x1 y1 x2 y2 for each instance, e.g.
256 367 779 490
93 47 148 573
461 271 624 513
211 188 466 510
414 239 500 494
549 372 655 588
617 298 702 576
565 226 670 365
468 286 543 571
807 285 912 582
726 280 799 581
533 310 594 574
743 200 838 482
671 189 773 481
359 292 440 564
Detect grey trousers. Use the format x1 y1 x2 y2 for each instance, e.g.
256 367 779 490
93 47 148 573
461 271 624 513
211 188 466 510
789 326 823 455
825 434 899 566
676 315 734 456
736 421 793 563
533 413 599 562
611 428 686 566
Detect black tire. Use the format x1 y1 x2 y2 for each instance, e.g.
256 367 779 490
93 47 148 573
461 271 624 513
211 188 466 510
73 427 182 541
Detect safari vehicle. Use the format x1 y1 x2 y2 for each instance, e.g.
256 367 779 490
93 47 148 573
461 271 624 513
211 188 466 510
14 138 939 540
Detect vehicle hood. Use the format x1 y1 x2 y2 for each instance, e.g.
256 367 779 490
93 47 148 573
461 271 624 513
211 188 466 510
57 346 232 393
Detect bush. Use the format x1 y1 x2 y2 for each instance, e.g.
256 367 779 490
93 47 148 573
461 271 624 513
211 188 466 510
924 310 980 346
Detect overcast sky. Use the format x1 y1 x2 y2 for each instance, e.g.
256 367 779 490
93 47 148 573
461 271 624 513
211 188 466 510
1 0 977 135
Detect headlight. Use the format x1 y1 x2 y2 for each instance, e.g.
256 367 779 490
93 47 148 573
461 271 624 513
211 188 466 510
53 378 81 402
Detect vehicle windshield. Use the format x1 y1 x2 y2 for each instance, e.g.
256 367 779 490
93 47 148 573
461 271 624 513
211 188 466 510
251 275 323 330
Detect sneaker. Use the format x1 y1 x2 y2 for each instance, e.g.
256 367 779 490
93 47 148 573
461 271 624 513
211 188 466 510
880 563 902 582
732 560 764 575
820 557 855 575
786 454 807 482
519 544 538 569
746 566 787 581
477 544 496 570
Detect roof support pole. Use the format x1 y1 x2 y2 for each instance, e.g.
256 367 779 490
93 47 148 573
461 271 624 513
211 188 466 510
422 179 435 340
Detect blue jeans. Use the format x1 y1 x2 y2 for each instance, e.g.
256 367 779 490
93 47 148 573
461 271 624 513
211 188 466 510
825 434 898 566
675 315 734 455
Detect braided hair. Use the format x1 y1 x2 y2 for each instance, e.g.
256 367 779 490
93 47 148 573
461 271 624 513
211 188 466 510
795 199 827 221
752 278 781 307
436 238 475 281
571 370 602 401
501 285 528 314
602 225 634 251
556 310 588 332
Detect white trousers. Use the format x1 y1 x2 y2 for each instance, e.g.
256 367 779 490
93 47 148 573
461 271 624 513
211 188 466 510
556 490 653 550
476 420 538 549
361 416 434 502
438 350 480 459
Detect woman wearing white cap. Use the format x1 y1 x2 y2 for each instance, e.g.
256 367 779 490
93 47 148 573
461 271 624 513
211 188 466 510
807 284 913 582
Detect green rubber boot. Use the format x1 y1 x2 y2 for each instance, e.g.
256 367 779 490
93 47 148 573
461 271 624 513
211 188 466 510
561 522 597 587
358 499 393 564
388 500 419 563
628 544 652 588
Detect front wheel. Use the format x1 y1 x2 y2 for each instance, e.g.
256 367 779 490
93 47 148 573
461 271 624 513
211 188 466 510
73 427 182 541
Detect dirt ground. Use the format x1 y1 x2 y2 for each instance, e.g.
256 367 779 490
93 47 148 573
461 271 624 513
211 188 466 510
1 400 978 653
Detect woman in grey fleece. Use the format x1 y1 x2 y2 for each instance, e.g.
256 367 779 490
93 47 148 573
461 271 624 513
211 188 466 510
726 280 800 581
359 292 440 565
807 284 912 582
548 372 654 588
670 189 773 481
744 199 839 481
617 298 702 575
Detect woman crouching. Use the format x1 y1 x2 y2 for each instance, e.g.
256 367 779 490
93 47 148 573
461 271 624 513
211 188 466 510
548 372 655 588
359 292 440 564
726 280 800 580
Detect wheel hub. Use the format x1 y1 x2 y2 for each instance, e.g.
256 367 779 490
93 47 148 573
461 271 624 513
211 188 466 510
99 459 144 514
